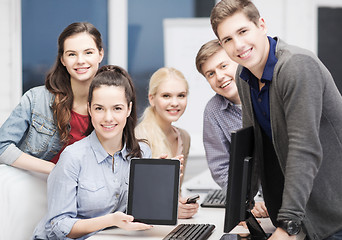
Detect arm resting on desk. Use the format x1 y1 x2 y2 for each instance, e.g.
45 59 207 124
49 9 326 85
67 212 152 239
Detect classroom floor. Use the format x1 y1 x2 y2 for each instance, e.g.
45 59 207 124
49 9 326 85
183 155 209 182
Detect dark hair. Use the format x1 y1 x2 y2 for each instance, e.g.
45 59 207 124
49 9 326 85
210 0 260 38
85 65 143 159
45 22 103 144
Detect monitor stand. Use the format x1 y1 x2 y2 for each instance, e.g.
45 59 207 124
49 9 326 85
220 210 271 240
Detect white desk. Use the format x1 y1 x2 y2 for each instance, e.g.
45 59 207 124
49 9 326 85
89 205 274 239
89 170 275 239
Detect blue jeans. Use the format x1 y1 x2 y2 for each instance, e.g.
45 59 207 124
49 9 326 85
324 229 342 240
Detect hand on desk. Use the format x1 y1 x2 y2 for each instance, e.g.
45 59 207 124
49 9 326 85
178 196 199 219
251 201 269 218
111 212 153 231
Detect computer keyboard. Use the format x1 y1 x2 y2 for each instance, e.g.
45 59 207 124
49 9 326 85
200 189 226 208
163 223 215 240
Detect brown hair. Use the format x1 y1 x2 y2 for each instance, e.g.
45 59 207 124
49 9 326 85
210 0 260 38
195 39 223 76
45 22 103 144
85 65 143 159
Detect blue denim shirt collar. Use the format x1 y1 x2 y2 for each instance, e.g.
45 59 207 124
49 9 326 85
89 130 128 164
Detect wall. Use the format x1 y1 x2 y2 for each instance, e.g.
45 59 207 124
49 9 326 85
164 18 217 156
0 0 21 125
254 0 316 52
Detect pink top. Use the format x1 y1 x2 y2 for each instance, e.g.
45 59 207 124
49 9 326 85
172 126 183 156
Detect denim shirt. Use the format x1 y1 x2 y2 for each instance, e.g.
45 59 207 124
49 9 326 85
0 86 62 165
32 130 152 240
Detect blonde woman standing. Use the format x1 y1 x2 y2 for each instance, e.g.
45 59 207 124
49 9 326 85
135 67 198 219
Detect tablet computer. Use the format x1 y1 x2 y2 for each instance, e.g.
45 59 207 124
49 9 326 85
127 158 180 225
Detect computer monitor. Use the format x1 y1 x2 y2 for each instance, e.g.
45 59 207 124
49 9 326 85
223 126 269 240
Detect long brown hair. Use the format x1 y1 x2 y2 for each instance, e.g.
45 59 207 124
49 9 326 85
85 65 144 159
45 22 103 144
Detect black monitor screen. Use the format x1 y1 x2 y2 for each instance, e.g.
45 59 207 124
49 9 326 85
224 126 254 233
223 126 269 239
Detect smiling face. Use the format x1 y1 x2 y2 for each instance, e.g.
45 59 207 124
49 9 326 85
201 48 240 104
217 11 269 79
149 77 188 125
61 32 104 85
88 85 132 147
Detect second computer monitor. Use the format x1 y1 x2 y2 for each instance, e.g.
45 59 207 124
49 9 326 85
224 126 254 233
223 126 269 239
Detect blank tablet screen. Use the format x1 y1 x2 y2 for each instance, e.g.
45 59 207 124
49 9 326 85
127 159 180 225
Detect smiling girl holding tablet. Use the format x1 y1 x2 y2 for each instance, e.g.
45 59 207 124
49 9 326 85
33 65 152 239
